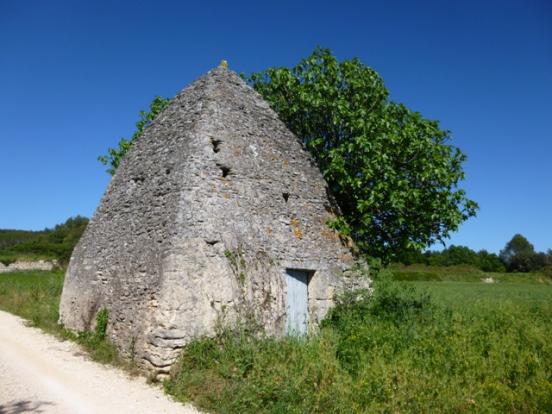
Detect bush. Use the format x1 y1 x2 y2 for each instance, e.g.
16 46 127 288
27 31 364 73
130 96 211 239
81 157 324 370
0 255 17 266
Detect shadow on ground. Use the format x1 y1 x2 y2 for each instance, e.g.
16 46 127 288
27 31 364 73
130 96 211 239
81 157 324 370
0 400 54 414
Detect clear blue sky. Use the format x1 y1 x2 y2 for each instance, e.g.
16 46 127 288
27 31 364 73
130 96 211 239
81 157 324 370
1 0 550 254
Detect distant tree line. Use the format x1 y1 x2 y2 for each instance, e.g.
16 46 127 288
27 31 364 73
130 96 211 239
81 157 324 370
0 229 41 250
398 234 552 274
2 214 548 277
0 216 88 265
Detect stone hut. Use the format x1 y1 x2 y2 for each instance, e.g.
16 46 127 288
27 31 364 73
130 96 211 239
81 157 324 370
59 65 360 374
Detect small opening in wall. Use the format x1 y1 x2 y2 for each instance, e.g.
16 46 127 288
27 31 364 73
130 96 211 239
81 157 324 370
165 168 171 175
211 138 222 153
282 192 290 202
205 240 220 246
218 164 231 177
131 176 145 184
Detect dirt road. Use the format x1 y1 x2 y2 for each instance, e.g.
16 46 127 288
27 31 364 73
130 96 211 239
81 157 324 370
0 310 200 414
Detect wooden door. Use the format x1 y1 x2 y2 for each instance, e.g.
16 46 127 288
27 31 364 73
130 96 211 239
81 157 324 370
285 269 309 335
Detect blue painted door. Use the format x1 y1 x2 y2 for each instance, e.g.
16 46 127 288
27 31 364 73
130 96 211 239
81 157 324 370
285 269 309 335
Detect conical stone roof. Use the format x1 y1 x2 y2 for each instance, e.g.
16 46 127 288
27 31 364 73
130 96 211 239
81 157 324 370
59 66 357 373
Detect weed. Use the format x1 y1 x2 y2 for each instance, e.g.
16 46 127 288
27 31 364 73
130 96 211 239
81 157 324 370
225 248 247 287
95 308 109 341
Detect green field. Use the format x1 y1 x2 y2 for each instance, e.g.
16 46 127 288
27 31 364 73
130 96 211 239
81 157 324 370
1 269 551 413
165 269 552 413
415 281 552 306
0 270 64 332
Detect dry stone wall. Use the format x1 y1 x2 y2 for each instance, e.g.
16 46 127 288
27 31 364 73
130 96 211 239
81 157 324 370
0 260 57 273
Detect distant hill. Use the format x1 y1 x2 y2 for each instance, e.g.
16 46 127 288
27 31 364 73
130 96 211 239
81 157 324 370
0 216 89 266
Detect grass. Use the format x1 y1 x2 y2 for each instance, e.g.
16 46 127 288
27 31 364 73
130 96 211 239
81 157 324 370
0 270 124 366
0 270 64 331
165 270 552 413
413 281 552 307
1 268 551 412
390 263 551 284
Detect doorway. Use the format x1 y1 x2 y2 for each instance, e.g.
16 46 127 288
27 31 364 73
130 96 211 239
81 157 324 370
285 269 311 335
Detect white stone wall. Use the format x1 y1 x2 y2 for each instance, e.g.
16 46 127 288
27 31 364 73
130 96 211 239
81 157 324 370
0 260 57 273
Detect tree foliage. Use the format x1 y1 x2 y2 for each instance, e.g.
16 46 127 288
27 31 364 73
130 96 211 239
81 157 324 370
98 96 170 175
398 245 505 272
248 48 478 261
0 216 89 265
499 234 545 272
0 229 40 250
399 235 550 274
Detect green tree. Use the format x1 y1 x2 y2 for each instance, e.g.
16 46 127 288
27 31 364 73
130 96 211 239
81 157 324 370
476 249 506 272
248 48 477 261
437 245 479 266
499 234 536 272
544 249 552 278
396 249 428 265
98 96 170 175
530 252 549 271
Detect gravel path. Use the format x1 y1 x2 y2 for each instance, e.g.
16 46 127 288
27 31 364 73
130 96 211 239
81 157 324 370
0 310 200 414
